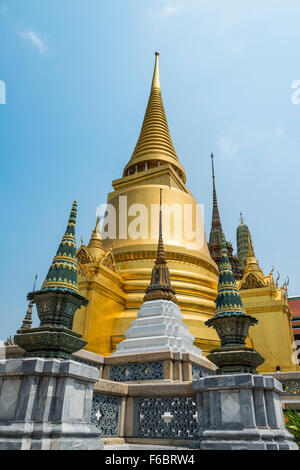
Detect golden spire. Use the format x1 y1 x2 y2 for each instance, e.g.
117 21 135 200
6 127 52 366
247 233 255 258
151 51 161 89
243 233 265 280
87 209 105 259
123 52 186 182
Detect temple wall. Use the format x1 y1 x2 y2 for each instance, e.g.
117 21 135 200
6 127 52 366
240 287 300 373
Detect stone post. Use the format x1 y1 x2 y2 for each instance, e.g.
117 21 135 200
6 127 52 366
192 373 297 450
0 357 103 450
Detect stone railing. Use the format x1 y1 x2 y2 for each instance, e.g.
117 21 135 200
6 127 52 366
263 372 300 410
102 351 216 383
92 380 196 446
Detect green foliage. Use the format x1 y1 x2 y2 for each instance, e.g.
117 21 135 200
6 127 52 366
284 408 300 448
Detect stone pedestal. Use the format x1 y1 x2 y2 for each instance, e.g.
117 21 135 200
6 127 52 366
0 357 103 450
192 374 297 450
113 299 203 358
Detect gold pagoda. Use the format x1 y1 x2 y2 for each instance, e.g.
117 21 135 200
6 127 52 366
73 53 299 373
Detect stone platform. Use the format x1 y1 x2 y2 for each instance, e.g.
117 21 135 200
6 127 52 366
0 357 103 450
192 373 297 450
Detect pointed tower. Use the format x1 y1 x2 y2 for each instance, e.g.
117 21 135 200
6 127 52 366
208 154 243 280
239 234 267 289
208 153 222 248
87 211 105 261
144 189 177 303
205 231 264 374
18 274 38 332
123 52 186 182
112 189 203 357
41 201 79 293
236 212 252 271
14 202 88 358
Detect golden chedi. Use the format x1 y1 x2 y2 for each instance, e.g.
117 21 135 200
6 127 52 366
73 52 299 373
73 52 219 356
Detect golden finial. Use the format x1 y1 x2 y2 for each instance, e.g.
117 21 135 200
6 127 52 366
151 51 161 90
247 233 254 258
95 207 101 230
211 152 215 179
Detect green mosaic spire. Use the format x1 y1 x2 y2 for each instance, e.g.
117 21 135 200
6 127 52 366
41 201 78 294
236 212 252 271
205 230 264 374
207 231 250 322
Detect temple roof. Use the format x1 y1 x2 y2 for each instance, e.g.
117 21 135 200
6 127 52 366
41 201 79 294
123 53 186 181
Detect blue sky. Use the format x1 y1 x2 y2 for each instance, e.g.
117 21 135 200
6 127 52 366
1 0 300 340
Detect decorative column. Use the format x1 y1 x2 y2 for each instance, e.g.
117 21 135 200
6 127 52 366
0 202 103 450
205 232 264 374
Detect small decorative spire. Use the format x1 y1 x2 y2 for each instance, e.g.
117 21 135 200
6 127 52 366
247 233 255 258
144 189 177 303
209 153 223 245
15 202 88 359
87 207 105 257
208 232 248 320
205 230 264 374
19 274 38 331
41 201 79 294
236 212 252 271
240 232 266 285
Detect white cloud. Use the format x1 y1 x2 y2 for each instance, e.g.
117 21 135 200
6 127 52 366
20 30 46 54
218 137 240 160
276 126 284 137
159 4 181 16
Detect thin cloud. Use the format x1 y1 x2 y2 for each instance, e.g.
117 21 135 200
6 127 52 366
159 4 181 16
218 137 240 160
20 30 46 54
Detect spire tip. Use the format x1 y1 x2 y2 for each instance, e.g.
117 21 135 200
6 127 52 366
152 51 161 90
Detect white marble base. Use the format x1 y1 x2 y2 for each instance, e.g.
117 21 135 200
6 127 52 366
112 299 203 358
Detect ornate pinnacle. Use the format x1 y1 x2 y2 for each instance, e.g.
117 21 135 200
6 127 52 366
209 153 223 246
144 189 177 303
247 233 255 258
41 201 79 294
151 51 161 90
19 274 37 331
